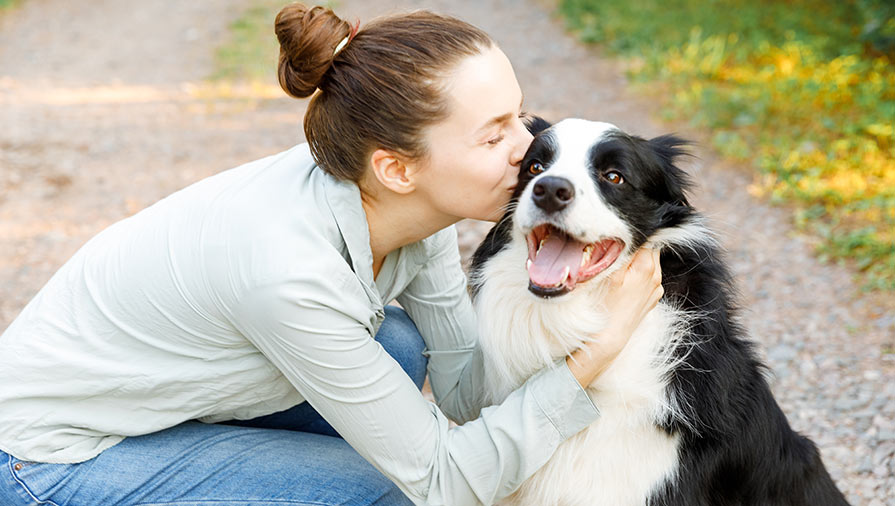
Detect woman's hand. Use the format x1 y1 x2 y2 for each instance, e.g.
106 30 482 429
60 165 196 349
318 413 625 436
566 247 664 388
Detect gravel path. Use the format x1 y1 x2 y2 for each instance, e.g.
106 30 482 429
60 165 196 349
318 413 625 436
1 0 892 503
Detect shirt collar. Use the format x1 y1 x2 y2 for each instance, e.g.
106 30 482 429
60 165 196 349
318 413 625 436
321 169 429 307
318 167 428 300
322 172 379 300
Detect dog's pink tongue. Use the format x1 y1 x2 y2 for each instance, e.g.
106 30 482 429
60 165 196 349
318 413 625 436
529 233 583 287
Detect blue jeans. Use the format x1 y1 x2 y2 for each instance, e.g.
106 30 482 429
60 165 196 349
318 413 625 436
0 306 425 506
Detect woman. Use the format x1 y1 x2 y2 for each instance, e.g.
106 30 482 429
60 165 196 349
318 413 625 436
0 4 663 505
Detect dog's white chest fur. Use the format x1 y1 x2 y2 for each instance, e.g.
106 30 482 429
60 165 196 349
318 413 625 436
475 242 682 506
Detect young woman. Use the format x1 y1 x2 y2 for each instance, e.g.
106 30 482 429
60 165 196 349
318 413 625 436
0 4 663 505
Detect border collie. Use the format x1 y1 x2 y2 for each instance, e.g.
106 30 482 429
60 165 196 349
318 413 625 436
469 118 848 506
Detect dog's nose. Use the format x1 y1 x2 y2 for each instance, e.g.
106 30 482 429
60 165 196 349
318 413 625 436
532 176 575 213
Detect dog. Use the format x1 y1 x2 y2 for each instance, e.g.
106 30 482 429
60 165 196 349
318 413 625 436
468 118 849 506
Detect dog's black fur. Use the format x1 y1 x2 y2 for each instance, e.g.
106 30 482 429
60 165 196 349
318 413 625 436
470 117 849 506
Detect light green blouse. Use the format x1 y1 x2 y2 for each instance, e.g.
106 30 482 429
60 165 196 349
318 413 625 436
0 144 599 505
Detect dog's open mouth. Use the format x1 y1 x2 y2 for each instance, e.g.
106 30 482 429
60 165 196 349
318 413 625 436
525 224 624 298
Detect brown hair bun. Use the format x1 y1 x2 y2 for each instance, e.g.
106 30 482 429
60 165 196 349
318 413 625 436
275 3 352 98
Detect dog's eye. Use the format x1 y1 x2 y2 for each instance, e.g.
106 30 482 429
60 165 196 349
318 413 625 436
604 171 624 185
529 162 545 175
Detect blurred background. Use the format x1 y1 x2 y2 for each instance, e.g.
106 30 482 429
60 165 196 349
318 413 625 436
0 0 892 503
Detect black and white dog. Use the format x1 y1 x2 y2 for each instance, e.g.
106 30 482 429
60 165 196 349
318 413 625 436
469 118 848 506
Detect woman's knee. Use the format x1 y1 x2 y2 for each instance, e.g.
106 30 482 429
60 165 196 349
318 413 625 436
375 306 428 389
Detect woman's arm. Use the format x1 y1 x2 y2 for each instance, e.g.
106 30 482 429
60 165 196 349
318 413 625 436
230 266 598 505
230 233 662 505
396 226 487 423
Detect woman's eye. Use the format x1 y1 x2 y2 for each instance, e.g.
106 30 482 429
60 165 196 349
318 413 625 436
604 171 624 184
529 162 545 175
487 135 505 145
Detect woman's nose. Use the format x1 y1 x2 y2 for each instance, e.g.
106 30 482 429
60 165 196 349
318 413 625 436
511 123 534 166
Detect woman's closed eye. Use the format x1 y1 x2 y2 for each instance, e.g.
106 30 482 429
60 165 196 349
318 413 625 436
487 134 505 145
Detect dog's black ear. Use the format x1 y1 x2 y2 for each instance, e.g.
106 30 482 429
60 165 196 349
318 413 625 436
524 115 551 136
648 134 694 208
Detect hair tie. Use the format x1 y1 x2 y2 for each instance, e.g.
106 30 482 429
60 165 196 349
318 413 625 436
333 19 361 57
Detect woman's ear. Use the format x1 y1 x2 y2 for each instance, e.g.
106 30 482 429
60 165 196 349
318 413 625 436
369 149 416 194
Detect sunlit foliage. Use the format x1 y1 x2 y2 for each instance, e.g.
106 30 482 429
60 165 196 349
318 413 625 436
561 0 894 291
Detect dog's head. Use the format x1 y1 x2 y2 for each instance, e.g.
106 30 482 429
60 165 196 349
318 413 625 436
503 118 694 298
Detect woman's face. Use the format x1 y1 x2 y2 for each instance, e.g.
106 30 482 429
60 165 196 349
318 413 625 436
413 45 533 222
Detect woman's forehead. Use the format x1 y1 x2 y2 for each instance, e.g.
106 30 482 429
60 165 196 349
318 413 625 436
442 46 523 134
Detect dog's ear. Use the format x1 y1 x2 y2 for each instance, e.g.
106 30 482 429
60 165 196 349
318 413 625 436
524 115 551 136
648 134 694 208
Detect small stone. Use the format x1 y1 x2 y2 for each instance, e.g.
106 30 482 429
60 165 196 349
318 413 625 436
860 476 876 494
872 442 895 465
863 370 882 381
854 408 877 419
834 398 861 411
800 361 817 376
769 344 797 363
858 455 874 473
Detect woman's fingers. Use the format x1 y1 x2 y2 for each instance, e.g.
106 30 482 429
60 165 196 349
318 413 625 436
601 246 665 335
608 247 655 289
652 248 663 284
571 246 666 387
629 247 654 274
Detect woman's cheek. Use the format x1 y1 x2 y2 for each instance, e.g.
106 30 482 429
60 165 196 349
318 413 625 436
492 150 513 185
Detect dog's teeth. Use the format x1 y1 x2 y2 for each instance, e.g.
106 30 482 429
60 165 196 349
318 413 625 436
538 238 546 252
555 266 570 286
580 247 592 268
526 259 532 271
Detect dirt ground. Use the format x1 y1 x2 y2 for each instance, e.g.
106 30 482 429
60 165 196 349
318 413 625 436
0 0 892 503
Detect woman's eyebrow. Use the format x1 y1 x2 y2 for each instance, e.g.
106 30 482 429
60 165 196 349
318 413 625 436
475 95 526 135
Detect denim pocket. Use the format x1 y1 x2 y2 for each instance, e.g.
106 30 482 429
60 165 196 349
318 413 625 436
7 454 68 506
2 453 35 505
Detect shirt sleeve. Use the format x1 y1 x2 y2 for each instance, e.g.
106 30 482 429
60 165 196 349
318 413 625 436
396 226 487 424
231 267 600 505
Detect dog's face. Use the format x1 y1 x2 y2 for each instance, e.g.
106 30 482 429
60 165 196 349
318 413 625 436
510 118 692 298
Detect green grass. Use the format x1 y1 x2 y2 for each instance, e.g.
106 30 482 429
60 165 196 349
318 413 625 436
0 0 23 9
560 0 895 292
210 0 337 83
211 0 285 82
562 0 864 60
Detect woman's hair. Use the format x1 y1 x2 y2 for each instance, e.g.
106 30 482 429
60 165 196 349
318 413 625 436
275 3 494 182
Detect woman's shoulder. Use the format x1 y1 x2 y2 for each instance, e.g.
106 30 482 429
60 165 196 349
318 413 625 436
155 144 349 287
204 143 335 237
